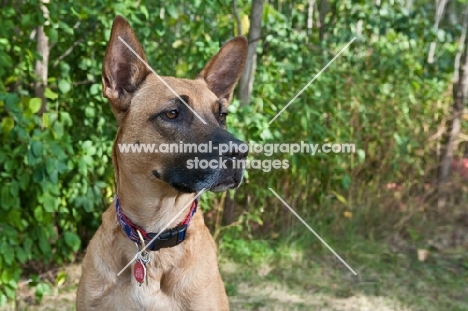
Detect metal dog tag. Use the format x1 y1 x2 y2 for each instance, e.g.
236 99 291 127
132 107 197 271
134 259 146 286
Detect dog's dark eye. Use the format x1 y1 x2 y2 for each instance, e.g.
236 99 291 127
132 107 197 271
165 110 179 120
219 112 228 123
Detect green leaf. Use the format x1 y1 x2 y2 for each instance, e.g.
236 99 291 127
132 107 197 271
9 182 18 197
172 40 183 49
42 193 56 213
331 191 348 206
35 282 51 302
1 269 12 283
45 158 56 177
42 113 50 128
3 249 14 266
342 175 351 190
357 149 366 163
34 205 44 222
55 271 67 286
29 98 42 113
166 5 179 18
32 167 44 182
2 93 20 114
1 117 14 137
63 232 81 252
52 121 64 138
89 84 100 95
58 79 71 94
47 28 58 43
140 5 149 19
0 294 7 306
18 173 30 190
38 232 52 258
3 283 16 299
44 88 58 100
0 157 12 171
1 186 10 210
15 247 28 264
30 141 43 157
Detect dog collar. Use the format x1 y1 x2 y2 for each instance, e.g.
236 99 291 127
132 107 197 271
115 196 198 251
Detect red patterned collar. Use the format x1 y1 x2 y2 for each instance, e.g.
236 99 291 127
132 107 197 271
115 197 198 251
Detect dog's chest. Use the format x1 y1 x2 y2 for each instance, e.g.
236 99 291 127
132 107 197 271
103 275 184 311
124 263 187 310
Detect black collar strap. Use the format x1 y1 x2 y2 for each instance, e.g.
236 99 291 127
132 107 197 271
115 196 198 251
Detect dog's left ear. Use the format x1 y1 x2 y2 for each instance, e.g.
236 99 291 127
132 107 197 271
198 36 248 102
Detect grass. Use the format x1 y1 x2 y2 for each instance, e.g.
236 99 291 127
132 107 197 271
219 198 468 311
3 198 467 311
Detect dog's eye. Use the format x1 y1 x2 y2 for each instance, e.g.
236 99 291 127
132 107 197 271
165 110 179 119
219 112 228 123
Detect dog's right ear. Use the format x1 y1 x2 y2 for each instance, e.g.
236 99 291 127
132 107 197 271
198 36 248 103
102 16 149 122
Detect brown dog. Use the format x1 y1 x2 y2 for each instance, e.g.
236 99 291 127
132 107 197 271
76 16 247 310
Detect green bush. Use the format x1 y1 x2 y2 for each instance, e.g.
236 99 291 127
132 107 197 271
0 0 467 305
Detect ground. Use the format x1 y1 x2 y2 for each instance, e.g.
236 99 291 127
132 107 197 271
3 263 412 311
3 209 467 311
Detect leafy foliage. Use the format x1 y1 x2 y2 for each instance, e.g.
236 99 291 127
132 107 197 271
0 0 467 305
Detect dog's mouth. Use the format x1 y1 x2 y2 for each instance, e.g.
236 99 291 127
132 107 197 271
170 182 196 193
158 163 244 194
169 172 243 193
210 174 243 192
170 179 238 193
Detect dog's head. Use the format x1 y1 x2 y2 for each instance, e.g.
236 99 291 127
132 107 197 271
102 16 248 194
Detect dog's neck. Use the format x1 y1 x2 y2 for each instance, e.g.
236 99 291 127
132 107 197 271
115 170 196 233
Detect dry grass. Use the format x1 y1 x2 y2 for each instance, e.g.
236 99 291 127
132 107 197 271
1 262 414 311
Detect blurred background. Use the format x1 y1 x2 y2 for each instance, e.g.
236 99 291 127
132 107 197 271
0 0 467 310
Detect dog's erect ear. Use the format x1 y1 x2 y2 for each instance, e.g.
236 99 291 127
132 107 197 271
102 16 149 121
198 36 248 102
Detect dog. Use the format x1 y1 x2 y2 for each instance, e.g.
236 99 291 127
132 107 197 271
76 16 247 310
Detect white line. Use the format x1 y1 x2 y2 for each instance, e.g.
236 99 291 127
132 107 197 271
268 37 356 124
268 188 357 275
117 189 206 276
117 36 207 125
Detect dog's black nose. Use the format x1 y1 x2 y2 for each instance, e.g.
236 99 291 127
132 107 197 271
211 130 248 160
221 140 248 160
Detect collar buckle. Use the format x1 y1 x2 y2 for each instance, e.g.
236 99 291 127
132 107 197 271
147 224 188 251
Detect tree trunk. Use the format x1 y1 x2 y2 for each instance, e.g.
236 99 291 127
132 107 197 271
238 0 264 106
428 0 449 64
34 1 50 115
318 0 327 42
438 9 468 208
307 0 316 37
222 193 237 226
225 0 264 225
233 0 242 36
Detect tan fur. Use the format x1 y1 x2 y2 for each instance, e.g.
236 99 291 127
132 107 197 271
76 16 247 311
